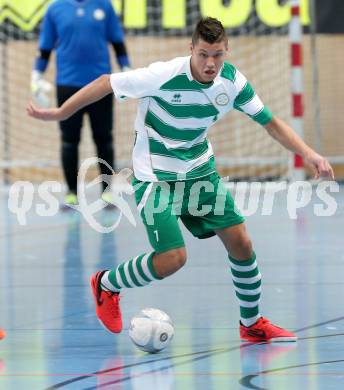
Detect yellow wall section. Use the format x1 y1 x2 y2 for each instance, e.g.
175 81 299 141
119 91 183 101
200 0 252 28
123 0 146 28
1 0 45 19
0 0 50 31
112 0 122 14
0 0 311 31
162 0 186 29
256 0 310 27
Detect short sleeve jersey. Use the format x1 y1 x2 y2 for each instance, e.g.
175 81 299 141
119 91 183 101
110 56 273 182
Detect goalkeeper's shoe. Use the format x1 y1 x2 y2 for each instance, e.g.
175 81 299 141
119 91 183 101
91 271 122 334
101 191 112 203
63 193 78 206
240 317 297 342
101 191 116 209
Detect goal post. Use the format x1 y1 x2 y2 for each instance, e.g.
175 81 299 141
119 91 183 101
289 0 306 181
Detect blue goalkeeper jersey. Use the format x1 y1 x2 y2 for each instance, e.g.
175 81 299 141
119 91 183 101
39 0 126 86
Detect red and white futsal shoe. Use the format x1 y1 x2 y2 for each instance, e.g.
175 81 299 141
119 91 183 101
91 271 122 333
240 317 297 342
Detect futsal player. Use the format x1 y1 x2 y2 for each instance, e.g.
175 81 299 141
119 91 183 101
31 0 130 206
27 17 334 342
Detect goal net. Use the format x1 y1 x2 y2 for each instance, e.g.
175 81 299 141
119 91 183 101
0 0 342 184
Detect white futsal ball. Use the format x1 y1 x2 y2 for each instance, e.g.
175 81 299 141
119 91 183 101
129 308 174 353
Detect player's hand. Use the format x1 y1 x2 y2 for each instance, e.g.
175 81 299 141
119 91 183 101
26 101 62 121
31 70 52 107
304 152 335 180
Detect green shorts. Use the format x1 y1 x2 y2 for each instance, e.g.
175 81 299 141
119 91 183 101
132 172 244 253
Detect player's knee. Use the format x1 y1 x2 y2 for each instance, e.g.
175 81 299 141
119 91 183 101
154 247 187 277
163 248 187 273
231 236 253 261
170 247 187 270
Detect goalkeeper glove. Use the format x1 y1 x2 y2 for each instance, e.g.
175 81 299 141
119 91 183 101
31 70 53 107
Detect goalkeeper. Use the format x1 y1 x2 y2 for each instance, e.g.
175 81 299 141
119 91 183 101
31 0 130 207
28 17 334 342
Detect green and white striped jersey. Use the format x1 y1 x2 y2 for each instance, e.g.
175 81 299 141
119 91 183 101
110 56 272 182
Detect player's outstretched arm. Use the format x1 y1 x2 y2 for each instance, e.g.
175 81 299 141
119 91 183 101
264 116 334 180
27 74 113 121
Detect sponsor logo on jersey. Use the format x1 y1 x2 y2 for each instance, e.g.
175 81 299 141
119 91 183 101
171 93 181 103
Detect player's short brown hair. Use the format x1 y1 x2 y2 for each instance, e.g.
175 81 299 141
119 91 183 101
192 17 228 46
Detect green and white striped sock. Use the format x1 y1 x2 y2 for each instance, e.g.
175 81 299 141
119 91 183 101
100 252 162 292
229 252 261 327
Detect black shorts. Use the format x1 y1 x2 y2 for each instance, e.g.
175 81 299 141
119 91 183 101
56 85 113 144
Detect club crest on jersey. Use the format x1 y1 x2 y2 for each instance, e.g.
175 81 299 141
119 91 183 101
215 93 229 106
94 9 105 21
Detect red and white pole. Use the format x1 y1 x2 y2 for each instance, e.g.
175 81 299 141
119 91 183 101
289 0 305 180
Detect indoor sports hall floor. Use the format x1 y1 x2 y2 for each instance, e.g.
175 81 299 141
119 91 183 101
0 183 343 389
